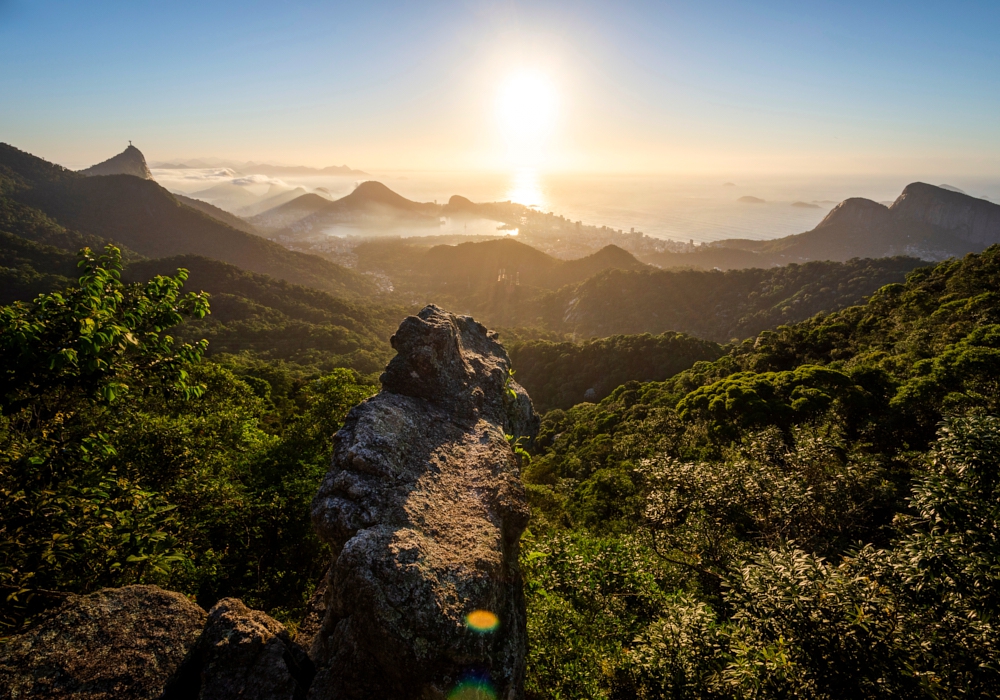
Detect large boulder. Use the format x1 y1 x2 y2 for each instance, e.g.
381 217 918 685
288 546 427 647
308 305 538 700
0 585 205 699
164 598 313 700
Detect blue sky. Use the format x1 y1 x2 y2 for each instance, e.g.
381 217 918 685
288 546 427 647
1 0 998 174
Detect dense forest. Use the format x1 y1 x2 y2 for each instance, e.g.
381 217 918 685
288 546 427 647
508 333 724 411
347 236 924 340
519 246 1000 698
3 243 1000 698
0 247 378 629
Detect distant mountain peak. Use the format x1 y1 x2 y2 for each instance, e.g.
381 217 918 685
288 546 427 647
815 197 891 231
340 181 431 210
350 181 400 199
938 184 966 194
80 144 153 180
889 182 1000 245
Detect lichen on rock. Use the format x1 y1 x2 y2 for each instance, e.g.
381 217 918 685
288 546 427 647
308 304 538 700
0 585 205 700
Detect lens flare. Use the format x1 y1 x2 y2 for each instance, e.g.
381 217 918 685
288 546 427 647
448 679 497 700
465 609 499 633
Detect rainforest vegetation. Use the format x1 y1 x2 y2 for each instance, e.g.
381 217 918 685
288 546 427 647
2 235 1000 696
0 144 1000 700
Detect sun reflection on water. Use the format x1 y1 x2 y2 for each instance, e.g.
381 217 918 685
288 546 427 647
505 169 546 210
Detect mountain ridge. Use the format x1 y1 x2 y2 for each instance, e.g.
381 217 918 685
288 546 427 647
0 143 378 298
641 183 1000 269
79 145 153 180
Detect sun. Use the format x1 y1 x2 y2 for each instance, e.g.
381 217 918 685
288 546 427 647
495 70 557 164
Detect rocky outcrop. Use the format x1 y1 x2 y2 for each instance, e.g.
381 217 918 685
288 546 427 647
80 145 153 179
890 182 1000 247
0 307 535 700
0 585 205 699
164 598 313 700
308 304 538 700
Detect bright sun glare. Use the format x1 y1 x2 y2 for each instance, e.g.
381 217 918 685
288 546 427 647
496 71 557 166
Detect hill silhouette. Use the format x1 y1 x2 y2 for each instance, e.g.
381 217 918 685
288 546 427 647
278 181 442 235
0 143 378 298
156 160 368 177
540 256 924 341
173 192 259 235
236 186 309 217
79 144 152 179
250 192 334 230
643 183 1000 269
189 180 259 211
372 237 649 292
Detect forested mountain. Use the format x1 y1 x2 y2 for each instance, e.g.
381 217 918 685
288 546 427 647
124 255 408 373
346 238 923 341
0 231 80 303
275 180 442 236
0 143 378 297
642 183 1000 269
508 332 724 411
417 238 649 290
249 192 332 230
518 245 1000 697
537 256 923 341
173 192 260 235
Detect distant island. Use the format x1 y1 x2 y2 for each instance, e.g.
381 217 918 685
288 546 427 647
791 201 821 209
738 195 766 204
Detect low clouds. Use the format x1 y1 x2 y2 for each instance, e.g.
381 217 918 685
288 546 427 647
231 174 289 187
150 168 239 181
151 168 291 196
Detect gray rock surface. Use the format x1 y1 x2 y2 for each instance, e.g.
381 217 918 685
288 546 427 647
890 182 1000 246
164 598 313 700
308 304 538 700
292 570 330 659
0 585 205 700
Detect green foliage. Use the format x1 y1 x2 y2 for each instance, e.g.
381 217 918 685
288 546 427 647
523 247 1000 697
124 255 409 373
522 531 683 699
0 246 209 622
0 249 375 630
510 332 724 412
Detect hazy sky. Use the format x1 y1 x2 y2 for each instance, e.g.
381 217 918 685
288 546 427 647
1 0 998 174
